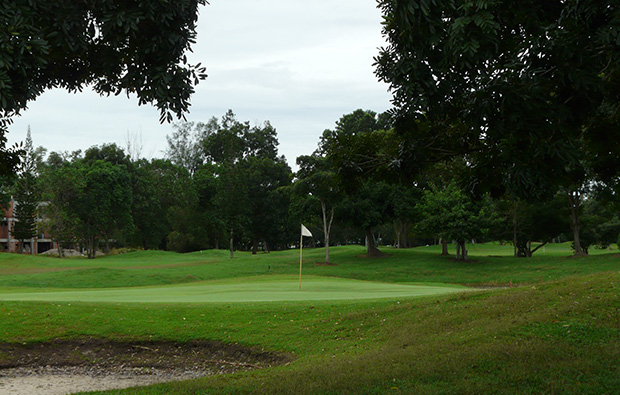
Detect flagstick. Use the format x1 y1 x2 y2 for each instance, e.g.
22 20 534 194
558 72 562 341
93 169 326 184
299 233 303 291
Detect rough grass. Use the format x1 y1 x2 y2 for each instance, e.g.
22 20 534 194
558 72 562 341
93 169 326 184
0 244 618 394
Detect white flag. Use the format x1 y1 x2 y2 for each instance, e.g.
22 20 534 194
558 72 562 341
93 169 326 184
301 224 313 237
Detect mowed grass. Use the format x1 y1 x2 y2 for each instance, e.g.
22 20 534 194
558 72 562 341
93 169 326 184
0 275 468 303
0 243 619 394
0 242 617 288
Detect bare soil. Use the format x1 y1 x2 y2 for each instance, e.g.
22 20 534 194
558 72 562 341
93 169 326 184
0 338 291 395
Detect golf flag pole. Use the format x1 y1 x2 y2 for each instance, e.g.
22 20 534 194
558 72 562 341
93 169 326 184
300 224 313 290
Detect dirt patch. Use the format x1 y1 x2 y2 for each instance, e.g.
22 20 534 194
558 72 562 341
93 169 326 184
0 338 292 394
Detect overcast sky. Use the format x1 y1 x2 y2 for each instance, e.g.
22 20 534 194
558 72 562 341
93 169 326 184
8 0 393 169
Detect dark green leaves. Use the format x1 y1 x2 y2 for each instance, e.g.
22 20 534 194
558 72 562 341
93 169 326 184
0 0 208 175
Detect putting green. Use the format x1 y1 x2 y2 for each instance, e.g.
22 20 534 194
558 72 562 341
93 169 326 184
0 276 470 303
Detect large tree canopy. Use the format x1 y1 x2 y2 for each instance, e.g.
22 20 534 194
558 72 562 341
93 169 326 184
1 0 208 173
375 0 620 199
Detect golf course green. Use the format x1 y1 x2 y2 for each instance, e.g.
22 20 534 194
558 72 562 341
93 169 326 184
0 275 469 303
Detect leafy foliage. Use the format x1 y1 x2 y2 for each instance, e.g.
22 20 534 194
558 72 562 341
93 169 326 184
0 0 207 176
416 183 494 260
197 110 293 257
375 0 620 199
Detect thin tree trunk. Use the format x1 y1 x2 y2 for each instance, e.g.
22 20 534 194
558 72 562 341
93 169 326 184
229 228 234 259
104 233 110 254
567 191 585 256
513 202 518 258
394 221 402 249
441 238 449 256
252 238 258 255
321 199 334 264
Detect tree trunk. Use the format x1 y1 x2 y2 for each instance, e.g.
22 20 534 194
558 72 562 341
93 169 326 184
567 191 585 256
365 227 382 256
321 199 334 264
104 233 110 255
441 239 449 256
394 221 402 249
513 202 518 258
456 239 468 261
252 238 258 255
87 235 96 259
229 228 234 259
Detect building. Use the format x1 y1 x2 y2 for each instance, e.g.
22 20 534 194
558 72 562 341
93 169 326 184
0 200 57 254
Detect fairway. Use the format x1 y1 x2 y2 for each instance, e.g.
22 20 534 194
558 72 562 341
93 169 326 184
0 275 469 303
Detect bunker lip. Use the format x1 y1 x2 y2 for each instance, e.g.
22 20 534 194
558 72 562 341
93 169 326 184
0 338 292 382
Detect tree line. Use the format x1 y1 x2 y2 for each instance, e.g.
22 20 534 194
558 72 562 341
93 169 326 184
6 107 620 260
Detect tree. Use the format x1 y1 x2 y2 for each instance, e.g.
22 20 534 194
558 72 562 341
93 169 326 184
390 183 421 249
164 163 209 253
193 164 226 249
243 156 292 254
320 109 395 256
491 195 567 257
1 0 208 175
128 159 173 250
11 128 40 253
39 152 80 257
41 151 133 258
200 110 289 258
340 180 394 257
128 158 206 252
294 154 340 263
575 196 620 254
83 143 130 167
416 183 492 261
375 0 620 201
71 160 133 257
165 121 209 175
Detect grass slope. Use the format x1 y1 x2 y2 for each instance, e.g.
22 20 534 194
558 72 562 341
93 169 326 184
0 244 618 394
